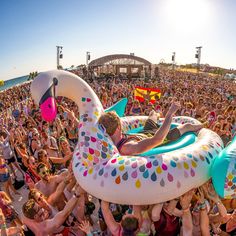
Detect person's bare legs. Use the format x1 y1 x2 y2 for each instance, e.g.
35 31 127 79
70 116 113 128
178 123 203 136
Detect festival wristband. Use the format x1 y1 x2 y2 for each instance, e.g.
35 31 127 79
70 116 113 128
1 223 7 229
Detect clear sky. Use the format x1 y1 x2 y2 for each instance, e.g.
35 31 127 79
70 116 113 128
1 0 236 81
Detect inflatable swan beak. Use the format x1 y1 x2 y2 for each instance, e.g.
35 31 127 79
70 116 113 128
39 77 58 122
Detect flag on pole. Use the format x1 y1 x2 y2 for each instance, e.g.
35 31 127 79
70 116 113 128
134 86 161 103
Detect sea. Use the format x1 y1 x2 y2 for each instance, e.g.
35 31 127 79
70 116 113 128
0 75 30 91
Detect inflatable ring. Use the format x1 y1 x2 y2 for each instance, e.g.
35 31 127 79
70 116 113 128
212 136 236 199
31 70 224 204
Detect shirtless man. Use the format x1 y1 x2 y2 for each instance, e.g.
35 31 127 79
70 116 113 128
98 102 203 155
35 162 68 210
22 185 83 236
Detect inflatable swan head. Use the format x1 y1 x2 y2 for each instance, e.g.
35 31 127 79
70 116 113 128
31 70 224 205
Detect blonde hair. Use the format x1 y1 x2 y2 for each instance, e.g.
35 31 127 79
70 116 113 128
98 111 121 136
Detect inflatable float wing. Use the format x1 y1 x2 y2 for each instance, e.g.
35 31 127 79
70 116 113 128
105 98 128 117
31 70 224 205
212 136 236 199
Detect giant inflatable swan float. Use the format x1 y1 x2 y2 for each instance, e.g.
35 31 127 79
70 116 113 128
31 70 225 204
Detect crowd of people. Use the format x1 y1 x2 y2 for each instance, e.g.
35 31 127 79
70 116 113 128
0 68 236 236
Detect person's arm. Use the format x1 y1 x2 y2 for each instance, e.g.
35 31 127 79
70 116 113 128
0 208 8 236
164 199 178 216
200 204 211 236
101 200 120 235
197 188 211 236
121 102 180 155
151 203 163 222
205 184 227 218
180 190 195 236
47 173 73 205
54 170 69 184
49 155 71 164
44 187 81 234
78 220 92 236
133 205 142 226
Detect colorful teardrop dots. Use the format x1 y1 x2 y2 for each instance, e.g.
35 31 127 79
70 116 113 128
190 169 195 177
87 154 93 162
115 176 121 184
111 159 117 164
156 166 162 174
125 160 131 165
151 172 157 181
191 161 197 168
187 154 192 158
135 179 141 188
162 163 168 171
83 170 88 177
167 173 174 182
104 172 108 178
131 170 138 178
153 159 159 166
160 178 165 187
184 171 189 178
118 159 125 165
139 164 146 172
119 165 125 171
184 162 189 170
91 136 96 142
208 152 213 159
122 172 128 181
146 162 152 168
205 157 210 165
93 173 97 180
98 168 104 176
170 160 177 168
177 181 181 188
143 170 149 178
88 168 93 175
131 162 138 168
111 169 117 177
177 163 182 169
199 155 205 161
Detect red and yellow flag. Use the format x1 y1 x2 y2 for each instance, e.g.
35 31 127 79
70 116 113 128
134 86 161 103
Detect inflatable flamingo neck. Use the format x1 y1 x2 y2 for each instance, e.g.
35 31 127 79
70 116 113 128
31 70 104 122
31 70 117 166
55 71 104 118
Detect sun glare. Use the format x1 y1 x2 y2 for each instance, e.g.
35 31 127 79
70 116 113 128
159 0 211 34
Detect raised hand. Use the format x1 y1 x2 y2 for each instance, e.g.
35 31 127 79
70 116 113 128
180 189 196 210
78 220 92 234
168 102 181 116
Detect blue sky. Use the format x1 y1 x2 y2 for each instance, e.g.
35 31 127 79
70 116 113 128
1 0 236 80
